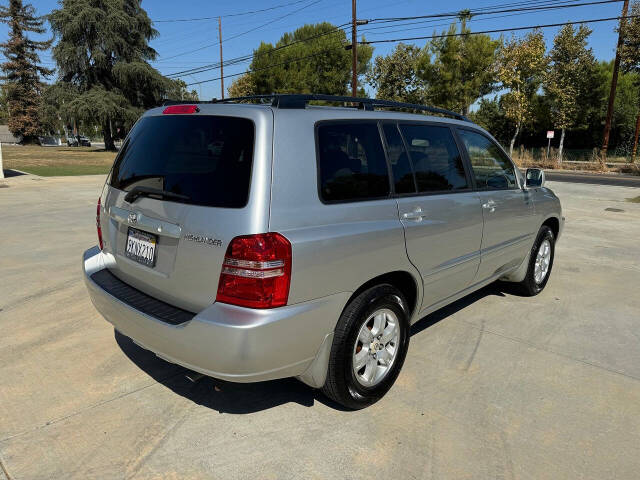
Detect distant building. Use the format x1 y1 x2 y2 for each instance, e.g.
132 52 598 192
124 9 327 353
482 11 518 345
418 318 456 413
0 125 21 144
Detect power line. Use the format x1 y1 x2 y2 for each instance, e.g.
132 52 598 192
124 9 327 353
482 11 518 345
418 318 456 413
157 0 322 61
359 0 622 31
359 14 639 44
185 47 340 86
156 0 590 62
184 14 639 87
367 0 621 23
165 23 350 78
153 0 314 22
358 3 618 37
166 0 620 79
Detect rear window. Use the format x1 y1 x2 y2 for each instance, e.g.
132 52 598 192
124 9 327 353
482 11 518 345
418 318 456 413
317 123 390 203
399 124 468 192
110 115 255 208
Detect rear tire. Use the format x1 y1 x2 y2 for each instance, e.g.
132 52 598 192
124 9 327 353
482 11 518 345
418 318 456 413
516 225 555 296
322 284 410 410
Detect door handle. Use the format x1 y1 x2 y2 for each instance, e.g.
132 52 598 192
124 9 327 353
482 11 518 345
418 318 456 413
482 200 496 212
402 207 424 221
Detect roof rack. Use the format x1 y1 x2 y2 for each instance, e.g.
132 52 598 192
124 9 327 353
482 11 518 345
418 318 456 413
161 95 275 106
162 94 470 122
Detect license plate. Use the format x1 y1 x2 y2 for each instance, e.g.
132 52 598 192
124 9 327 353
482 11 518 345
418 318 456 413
125 228 157 267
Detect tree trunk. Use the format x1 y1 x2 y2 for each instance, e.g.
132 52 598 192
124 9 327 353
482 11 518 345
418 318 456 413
558 128 566 163
103 119 116 151
509 124 520 158
632 112 640 162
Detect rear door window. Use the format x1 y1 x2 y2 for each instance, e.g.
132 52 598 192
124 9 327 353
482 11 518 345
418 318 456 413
457 129 517 190
382 124 416 194
317 123 390 202
110 115 255 208
399 124 469 193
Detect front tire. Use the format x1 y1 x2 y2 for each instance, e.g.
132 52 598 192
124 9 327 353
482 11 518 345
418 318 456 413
322 284 410 410
516 225 555 296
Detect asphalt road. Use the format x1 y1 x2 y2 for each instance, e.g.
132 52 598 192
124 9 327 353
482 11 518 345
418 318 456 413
1 176 640 479
546 170 640 187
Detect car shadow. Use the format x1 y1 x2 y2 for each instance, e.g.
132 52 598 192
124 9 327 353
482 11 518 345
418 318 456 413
410 282 508 336
114 330 348 413
114 282 510 414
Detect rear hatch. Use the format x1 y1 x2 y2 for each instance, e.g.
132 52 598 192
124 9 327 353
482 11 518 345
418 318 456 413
100 106 273 312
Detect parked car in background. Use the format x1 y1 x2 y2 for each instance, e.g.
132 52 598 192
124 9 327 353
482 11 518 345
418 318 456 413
83 94 563 409
38 135 61 146
67 134 91 147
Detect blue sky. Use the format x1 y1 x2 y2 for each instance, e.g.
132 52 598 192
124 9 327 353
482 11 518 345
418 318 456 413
7 0 629 99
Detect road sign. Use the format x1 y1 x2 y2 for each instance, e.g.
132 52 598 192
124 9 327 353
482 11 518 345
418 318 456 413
546 131 554 158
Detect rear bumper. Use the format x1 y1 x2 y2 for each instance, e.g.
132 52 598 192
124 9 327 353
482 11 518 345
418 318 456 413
83 246 348 383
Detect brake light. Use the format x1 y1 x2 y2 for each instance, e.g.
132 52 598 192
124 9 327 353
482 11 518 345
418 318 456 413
162 104 199 114
216 233 292 309
96 197 103 250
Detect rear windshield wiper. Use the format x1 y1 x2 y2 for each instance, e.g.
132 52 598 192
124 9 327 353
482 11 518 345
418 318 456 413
124 186 190 204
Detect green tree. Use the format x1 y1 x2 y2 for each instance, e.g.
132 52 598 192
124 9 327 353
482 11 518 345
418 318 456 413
595 60 639 154
496 30 547 156
49 0 173 150
249 23 373 95
418 17 501 115
366 43 426 103
620 1 640 159
165 79 199 101
470 97 511 147
544 25 597 161
0 85 9 124
227 73 256 98
0 0 52 144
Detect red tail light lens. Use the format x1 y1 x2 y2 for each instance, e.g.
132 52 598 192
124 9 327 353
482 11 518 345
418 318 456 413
216 233 292 309
96 197 104 250
162 105 199 114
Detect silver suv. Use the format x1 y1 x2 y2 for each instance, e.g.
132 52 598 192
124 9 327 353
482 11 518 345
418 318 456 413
83 94 563 409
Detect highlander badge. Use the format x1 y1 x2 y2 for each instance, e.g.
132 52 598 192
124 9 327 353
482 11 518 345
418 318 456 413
184 233 222 247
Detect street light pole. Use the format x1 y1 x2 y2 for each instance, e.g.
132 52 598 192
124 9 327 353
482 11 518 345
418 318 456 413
351 0 357 97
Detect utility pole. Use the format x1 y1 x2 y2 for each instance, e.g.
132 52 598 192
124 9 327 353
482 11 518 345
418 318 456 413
632 113 640 161
601 0 629 157
351 0 357 97
219 16 224 99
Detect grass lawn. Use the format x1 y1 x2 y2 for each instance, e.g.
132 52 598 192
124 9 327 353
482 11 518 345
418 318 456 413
2 145 116 176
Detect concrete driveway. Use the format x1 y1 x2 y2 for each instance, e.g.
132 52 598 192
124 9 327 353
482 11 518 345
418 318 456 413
1 174 640 479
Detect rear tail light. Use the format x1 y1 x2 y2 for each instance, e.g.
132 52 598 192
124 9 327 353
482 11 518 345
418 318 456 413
96 197 104 250
216 233 292 309
162 104 199 114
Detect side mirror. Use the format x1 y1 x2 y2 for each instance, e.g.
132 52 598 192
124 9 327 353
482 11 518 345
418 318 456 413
525 168 545 188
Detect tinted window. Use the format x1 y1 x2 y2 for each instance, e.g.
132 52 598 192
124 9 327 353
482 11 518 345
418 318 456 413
382 124 416 194
317 123 390 202
457 129 517 190
111 115 254 208
399 125 468 192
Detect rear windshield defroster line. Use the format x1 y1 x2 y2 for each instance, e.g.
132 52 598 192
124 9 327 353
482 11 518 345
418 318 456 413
110 115 255 208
